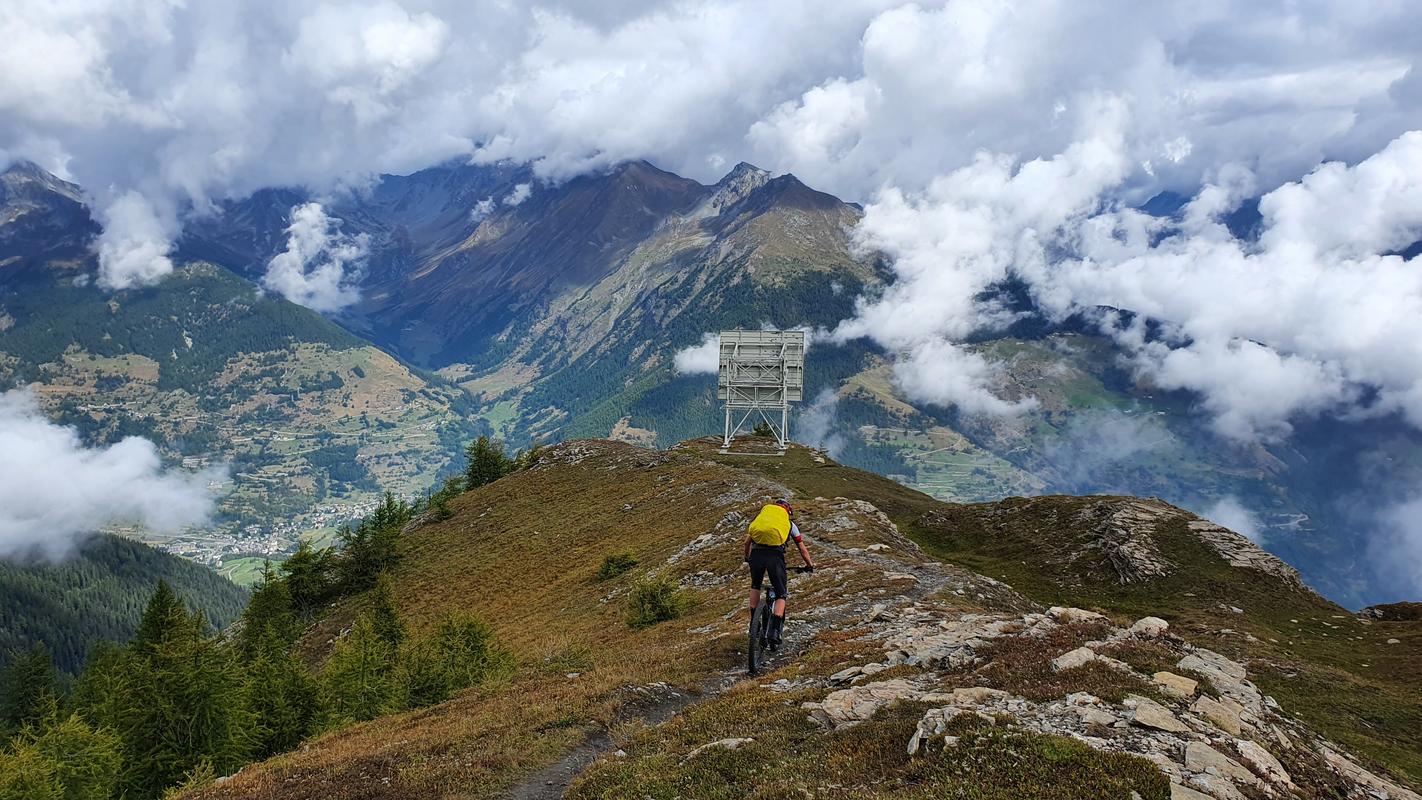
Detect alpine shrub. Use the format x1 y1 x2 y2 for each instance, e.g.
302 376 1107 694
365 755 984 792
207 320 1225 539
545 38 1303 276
625 575 690 629
595 551 638 581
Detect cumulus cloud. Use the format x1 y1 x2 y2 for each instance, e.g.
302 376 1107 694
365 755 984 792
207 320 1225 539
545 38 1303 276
4 0 1422 443
502 183 532 206
891 341 1038 417
469 196 495 221
262 202 368 313
1202 496 1264 544
1043 131 1422 439
5 0 1415 294
95 191 177 290
0 389 222 561
831 119 1422 439
674 332 720 375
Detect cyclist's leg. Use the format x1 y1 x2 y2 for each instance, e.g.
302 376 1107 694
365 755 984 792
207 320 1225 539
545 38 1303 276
767 555 788 641
748 552 769 614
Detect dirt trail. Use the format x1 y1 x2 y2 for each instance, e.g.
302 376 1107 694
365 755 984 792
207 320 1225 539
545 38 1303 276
501 496 1016 799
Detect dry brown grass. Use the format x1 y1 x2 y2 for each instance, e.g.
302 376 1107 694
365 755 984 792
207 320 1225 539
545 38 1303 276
972 622 1154 703
187 442 815 798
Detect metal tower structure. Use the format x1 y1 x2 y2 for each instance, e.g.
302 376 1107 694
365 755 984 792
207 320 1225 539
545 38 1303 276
717 329 805 451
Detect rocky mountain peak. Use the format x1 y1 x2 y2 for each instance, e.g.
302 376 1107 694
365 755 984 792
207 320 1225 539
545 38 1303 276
709 160 772 210
0 160 86 207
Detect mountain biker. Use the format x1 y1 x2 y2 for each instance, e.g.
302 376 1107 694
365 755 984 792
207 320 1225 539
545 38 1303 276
743 500 815 646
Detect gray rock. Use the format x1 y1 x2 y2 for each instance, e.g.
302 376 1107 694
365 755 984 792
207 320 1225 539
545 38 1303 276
1051 646 1098 672
1128 616 1170 637
1320 748 1422 800
1077 706 1118 727
1185 773 1247 800
1191 695 1243 737
685 738 754 760
1047 606 1107 624
1235 738 1292 788
1184 741 1259 786
804 679 923 729
1170 784 1213 800
1154 671 1199 698
1125 694 1190 733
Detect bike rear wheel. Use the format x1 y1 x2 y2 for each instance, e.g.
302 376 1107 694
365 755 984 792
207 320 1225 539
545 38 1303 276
748 601 769 674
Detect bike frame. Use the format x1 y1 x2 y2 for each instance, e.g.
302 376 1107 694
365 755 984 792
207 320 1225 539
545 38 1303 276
747 566 809 676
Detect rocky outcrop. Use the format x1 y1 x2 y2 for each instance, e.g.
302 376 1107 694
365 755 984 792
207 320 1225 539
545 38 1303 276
1184 519 1314 593
785 587 1411 800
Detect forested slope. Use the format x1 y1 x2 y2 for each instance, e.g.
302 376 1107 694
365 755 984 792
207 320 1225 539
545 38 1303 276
0 534 248 674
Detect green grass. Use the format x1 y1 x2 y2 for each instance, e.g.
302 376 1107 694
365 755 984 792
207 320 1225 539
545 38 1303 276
217 556 270 587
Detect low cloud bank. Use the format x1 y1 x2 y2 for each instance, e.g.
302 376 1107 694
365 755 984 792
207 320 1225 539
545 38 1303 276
0 389 223 561
835 126 1422 443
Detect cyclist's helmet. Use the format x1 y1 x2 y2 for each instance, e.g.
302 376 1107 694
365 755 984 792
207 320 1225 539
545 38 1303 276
774 500 794 516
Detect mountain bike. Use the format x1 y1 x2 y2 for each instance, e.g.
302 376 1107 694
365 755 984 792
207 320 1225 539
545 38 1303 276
747 566 813 676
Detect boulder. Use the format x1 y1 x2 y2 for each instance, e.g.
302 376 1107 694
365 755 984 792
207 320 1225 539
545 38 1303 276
1077 706 1118 727
1178 649 1263 713
1154 671 1199 698
685 738 754 760
1125 694 1190 733
1051 646 1099 672
1320 748 1422 800
947 687 1010 705
1169 783 1214 800
1191 695 1243 736
1178 649 1246 682
1128 616 1170 637
1184 741 1259 786
1235 739 1292 788
1048 606 1107 625
1186 773 1248 800
907 706 994 755
805 679 922 729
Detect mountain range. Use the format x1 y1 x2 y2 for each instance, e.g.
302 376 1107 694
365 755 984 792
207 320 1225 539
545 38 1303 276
3 158 1421 608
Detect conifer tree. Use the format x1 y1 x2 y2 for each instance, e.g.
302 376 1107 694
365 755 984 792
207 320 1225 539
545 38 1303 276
368 574 404 654
131 580 190 653
280 541 333 617
0 644 57 737
318 616 402 729
244 628 317 758
238 562 299 657
464 436 512 489
94 585 255 799
0 741 62 800
335 493 409 593
21 712 122 800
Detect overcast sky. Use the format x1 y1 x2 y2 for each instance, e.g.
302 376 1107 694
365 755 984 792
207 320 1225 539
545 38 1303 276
3 1 1422 584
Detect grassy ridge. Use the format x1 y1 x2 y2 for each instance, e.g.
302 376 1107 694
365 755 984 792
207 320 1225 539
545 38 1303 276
183 441 1419 796
701 443 1422 788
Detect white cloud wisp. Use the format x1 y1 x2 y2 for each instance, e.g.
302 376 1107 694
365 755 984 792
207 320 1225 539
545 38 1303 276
0 389 222 561
262 202 368 313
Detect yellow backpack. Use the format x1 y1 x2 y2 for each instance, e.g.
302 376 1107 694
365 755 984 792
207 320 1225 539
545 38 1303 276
748 504 791 547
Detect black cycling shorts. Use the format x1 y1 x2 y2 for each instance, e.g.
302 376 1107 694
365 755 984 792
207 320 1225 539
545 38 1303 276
749 546 788 599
